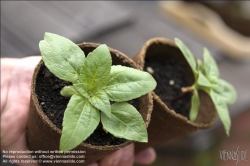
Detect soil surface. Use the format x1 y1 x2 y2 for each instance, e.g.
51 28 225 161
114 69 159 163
144 58 191 118
36 65 141 146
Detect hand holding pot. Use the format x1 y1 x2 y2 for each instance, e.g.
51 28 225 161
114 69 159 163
1 56 156 166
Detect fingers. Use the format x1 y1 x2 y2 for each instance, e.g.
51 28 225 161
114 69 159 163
87 145 156 166
117 144 134 166
98 148 123 166
98 144 134 166
135 147 156 165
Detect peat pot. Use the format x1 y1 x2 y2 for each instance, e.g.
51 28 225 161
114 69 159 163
133 38 217 153
27 42 153 165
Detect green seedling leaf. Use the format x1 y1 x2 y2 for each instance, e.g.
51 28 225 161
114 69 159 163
73 83 90 99
210 91 231 136
60 95 100 151
101 102 148 142
79 44 111 93
197 59 205 73
174 38 198 75
89 90 111 117
212 79 237 104
105 65 156 102
197 71 211 87
60 86 78 97
203 48 219 79
44 33 85 74
39 33 85 83
175 39 236 136
190 90 200 121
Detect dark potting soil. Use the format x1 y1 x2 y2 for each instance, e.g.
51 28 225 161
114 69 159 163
144 58 191 118
35 65 140 146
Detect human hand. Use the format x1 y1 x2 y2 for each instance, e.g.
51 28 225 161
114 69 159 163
1 56 156 166
87 144 156 166
1 56 41 166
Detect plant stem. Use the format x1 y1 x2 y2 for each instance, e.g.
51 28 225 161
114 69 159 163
167 86 193 103
170 91 191 103
181 86 193 93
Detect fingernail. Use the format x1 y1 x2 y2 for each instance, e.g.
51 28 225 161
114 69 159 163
137 149 151 158
135 147 156 164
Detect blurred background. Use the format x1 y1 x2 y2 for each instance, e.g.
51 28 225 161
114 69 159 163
1 1 250 166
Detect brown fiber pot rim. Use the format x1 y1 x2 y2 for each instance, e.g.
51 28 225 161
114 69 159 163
31 42 153 151
133 37 217 129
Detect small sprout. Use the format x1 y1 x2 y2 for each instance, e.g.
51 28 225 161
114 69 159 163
39 33 157 151
103 126 109 134
146 66 154 74
169 80 175 85
175 38 237 136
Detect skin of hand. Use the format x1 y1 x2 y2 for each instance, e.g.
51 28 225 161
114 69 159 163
1 56 156 166
1 56 41 166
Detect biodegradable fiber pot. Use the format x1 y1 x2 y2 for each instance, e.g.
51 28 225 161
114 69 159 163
27 42 153 166
133 38 217 153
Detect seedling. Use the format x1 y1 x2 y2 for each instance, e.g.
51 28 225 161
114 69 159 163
39 33 156 151
174 38 237 136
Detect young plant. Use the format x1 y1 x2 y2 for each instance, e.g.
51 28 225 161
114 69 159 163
39 32 157 151
174 38 237 136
